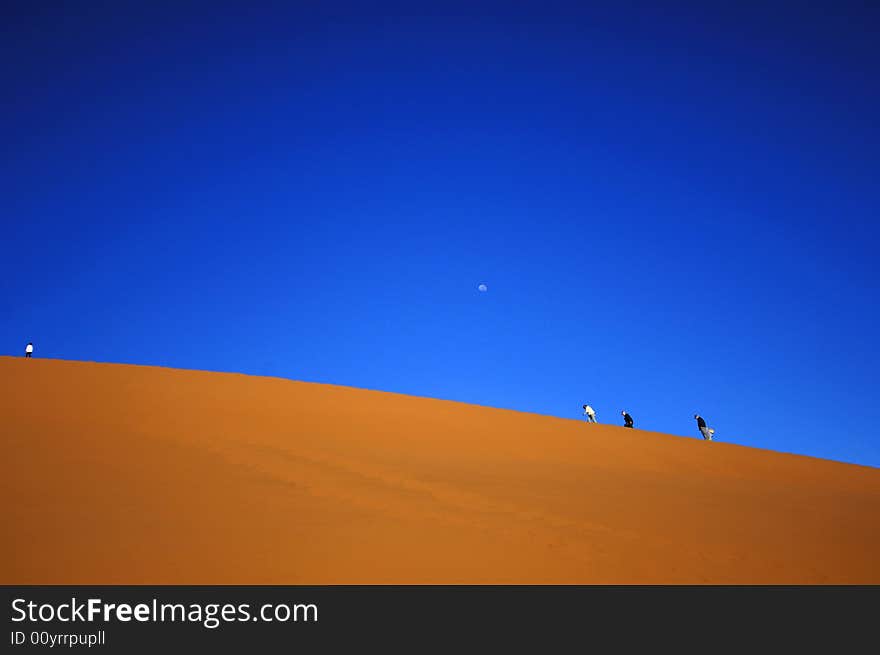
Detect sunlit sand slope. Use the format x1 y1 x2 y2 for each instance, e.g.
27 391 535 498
2 357 878 583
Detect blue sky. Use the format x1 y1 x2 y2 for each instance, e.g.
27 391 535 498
3 1 878 467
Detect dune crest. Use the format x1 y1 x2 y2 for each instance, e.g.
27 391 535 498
2 357 878 584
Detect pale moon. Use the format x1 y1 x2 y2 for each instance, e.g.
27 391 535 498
477 283 488 292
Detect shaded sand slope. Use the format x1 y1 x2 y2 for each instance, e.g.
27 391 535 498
2 357 878 583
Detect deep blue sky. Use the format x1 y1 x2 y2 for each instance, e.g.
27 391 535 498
3 1 878 467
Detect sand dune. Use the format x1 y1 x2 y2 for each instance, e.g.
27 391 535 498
2 356 878 584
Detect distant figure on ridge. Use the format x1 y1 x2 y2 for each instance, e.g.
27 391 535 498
694 414 714 441
25 342 34 358
621 410 633 428
583 404 597 423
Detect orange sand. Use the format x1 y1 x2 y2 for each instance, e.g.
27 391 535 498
2 357 878 584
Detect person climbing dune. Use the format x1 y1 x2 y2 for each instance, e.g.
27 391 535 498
583 404 597 423
695 414 714 441
621 410 633 428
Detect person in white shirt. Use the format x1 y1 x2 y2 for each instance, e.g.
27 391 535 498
583 404 597 423
25 342 34 358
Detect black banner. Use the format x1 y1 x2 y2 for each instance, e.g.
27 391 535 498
2 586 875 652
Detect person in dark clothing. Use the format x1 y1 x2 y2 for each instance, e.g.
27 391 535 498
621 411 633 428
694 414 713 441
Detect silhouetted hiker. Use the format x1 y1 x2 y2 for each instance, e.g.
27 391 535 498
583 404 597 423
25 342 33 358
621 411 633 428
695 414 714 441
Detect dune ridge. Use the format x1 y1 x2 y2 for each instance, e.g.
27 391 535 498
2 356 878 584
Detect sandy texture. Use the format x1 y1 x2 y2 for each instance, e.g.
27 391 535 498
2 357 878 583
